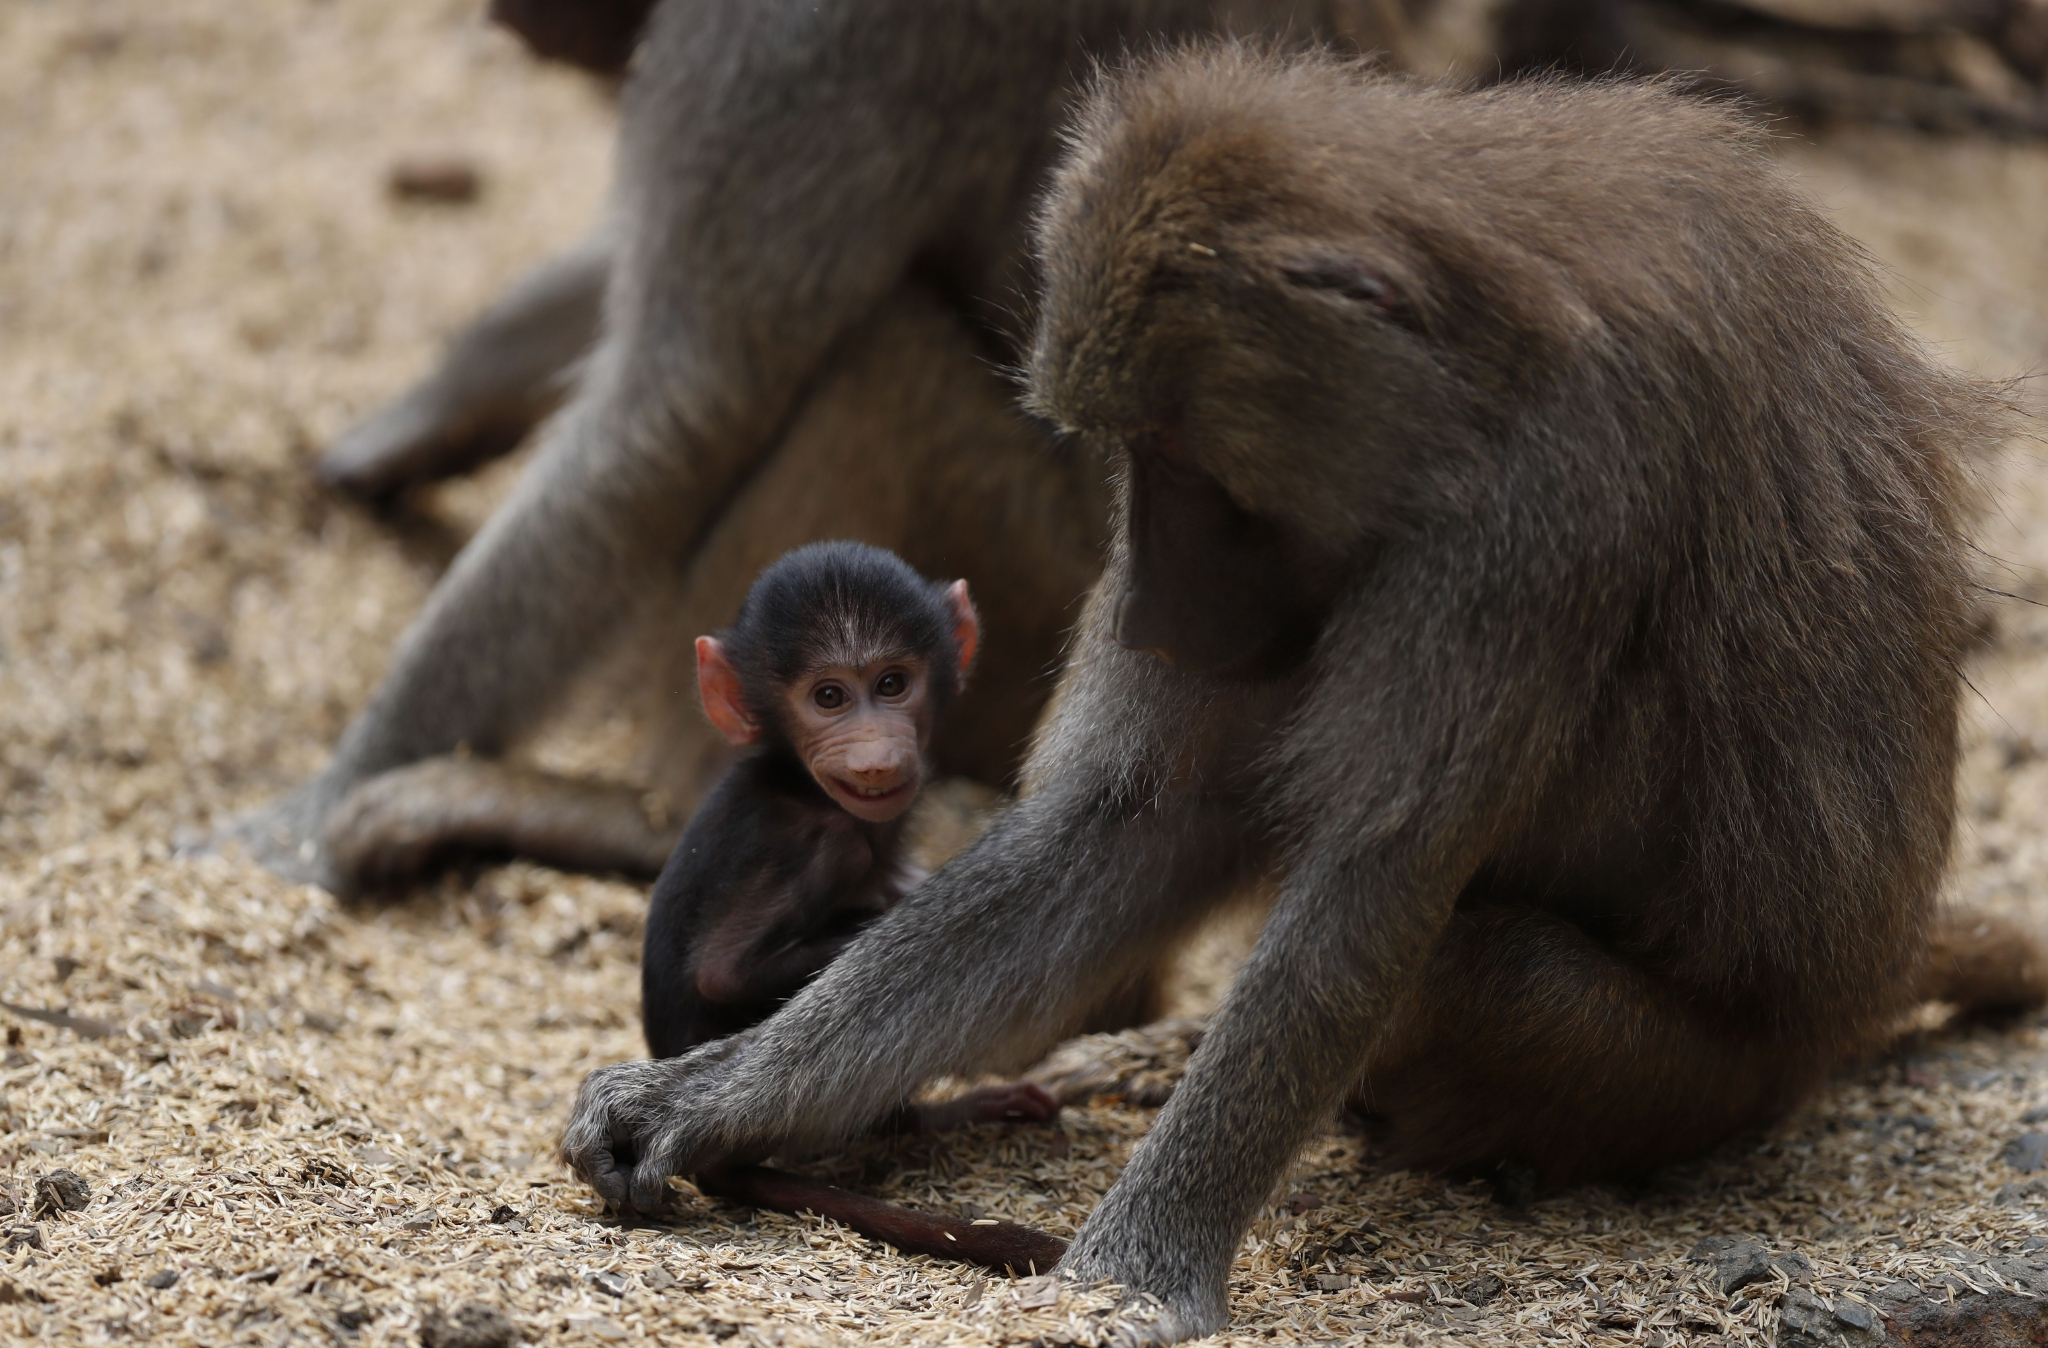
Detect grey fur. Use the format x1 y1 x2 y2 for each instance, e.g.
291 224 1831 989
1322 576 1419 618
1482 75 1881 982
227 0 1400 892
562 48 2006 1342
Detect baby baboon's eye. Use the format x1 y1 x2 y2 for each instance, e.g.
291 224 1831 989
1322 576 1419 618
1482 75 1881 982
813 684 847 710
875 671 908 698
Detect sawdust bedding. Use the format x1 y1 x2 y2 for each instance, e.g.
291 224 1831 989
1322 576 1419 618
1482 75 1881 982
11 1 2048 1344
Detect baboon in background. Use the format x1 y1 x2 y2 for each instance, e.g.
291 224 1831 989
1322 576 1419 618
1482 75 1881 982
235 0 1409 893
560 49 2030 1341
315 286 1112 888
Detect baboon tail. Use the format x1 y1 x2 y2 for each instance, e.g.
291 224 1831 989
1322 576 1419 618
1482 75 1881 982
1921 908 2048 1012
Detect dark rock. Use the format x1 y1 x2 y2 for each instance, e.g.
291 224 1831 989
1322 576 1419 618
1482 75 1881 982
585 1272 627 1298
1773 1252 1815 1285
144 1269 178 1290
1989 1255 2048 1295
1690 1237 1773 1295
1994 1178 2048 1206
1776 1289 1884 1348
2023 1105 2048 1125
1458 1273 1506 1305
2005 1132 2048 1173
419 1301 517 1348
299 1158 354 1188
1490 1157 1538 1208
387 157 482 205
641 1268 677 1292
31 1169 89 1218
1873 1280 2048 1348
336 1302 375 1330
4 1225 43 1253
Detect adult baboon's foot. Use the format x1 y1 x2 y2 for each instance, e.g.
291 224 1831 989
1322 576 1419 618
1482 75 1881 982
1054 1238 1225 1347
321 756 680 894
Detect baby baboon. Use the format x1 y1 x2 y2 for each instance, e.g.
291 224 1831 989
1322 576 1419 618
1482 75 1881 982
562 50 2030 1341
643 542 984 1055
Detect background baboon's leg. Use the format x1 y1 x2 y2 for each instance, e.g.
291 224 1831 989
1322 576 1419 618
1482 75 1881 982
1352 904 1813 1187
315 285 1105 891
319 231 612 500
234 0 1072 885
323 756 677 889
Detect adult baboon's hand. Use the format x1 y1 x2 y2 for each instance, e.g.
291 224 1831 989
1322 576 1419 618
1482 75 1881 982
560 1037 759 1215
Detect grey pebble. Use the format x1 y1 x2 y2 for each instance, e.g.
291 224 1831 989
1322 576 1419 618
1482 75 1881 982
419 1301 516 1348
1689 1237 1772 1295
2007 1132 2048 1173
33 1169 89 1217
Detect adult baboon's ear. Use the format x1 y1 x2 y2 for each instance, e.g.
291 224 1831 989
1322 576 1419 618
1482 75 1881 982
695 637 760 746
946 580 981 686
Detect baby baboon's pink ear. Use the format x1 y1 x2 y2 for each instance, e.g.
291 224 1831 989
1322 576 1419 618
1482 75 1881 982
946 580 981 684
695 636 760 746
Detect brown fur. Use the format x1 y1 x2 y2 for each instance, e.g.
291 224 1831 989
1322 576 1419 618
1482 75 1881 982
561 54 2038 1344
1032 52 2017 1187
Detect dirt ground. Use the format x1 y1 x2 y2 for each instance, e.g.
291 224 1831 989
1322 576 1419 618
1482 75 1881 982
9 2 2048 1345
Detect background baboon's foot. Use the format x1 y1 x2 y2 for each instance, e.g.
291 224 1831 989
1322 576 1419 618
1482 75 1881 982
904 1082 1059 1133
211 779 348 892
318 392 530 501
1025 1017 1208 1108
322 756 680 894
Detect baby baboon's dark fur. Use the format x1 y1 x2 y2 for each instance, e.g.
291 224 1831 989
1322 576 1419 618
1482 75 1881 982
563 50 2021 1342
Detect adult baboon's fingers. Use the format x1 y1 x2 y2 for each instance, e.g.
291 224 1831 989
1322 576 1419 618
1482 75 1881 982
630 1146 681 1215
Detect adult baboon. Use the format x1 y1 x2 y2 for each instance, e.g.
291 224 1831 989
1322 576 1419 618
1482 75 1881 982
560 49 2017 1341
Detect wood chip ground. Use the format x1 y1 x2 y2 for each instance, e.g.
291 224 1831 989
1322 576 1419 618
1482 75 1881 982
10 2 2048 1343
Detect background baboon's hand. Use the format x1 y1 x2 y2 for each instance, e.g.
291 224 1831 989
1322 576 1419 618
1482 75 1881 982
560 1041 754 1214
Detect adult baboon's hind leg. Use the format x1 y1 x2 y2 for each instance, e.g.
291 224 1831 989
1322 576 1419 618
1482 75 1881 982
1353 904 1821 1188
319 231 613 500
